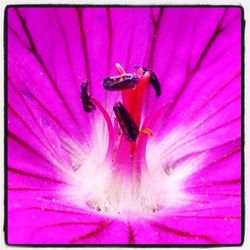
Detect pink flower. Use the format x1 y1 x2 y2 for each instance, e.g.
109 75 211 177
7 6 242 244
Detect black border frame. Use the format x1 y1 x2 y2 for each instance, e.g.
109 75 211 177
3 4 245 247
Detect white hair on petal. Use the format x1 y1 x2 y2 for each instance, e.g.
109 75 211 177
59 123 206 219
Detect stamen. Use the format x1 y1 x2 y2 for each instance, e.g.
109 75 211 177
80 80 96 112
135 65 161 96
90 97 115 161
103 74 139 90
140 127 154 136
113 102 139 141
135 102 172 172
115 62 126 74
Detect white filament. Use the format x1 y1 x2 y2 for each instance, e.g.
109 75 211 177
60 120 206 219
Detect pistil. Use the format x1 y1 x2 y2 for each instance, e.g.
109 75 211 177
118 65 151 127
81 63 161 180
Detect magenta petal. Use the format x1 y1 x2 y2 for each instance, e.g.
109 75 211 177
7 6 242 245
8 202 113 244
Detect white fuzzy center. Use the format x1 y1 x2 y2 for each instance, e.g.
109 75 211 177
58 121 206 219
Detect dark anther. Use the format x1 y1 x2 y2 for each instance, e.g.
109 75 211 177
103 74 139 90
81 80 96 112
135 65 161 97
113 102 139 141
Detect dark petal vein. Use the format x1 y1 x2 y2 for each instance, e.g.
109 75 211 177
163 9 232 123
172 137 240 168
8 24 30 50
188 9 227 76
169 215 240 220
76 8 91 86
186 178 240 190
57 21 79 89
36 220 101 231
172 116 240 155
15 8 80 127
127 222 136 244
149 221 217 244
106 8 112 74
148 8 164 67
9 166 65 184
69 221 113 243
167 94 240 154
9 80 66 162
17 205 90 216
9 131 47 162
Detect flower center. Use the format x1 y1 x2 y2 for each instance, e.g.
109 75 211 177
63 63 196 217
86 64 160 181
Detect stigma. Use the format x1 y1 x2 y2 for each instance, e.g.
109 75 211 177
81 63 161 144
